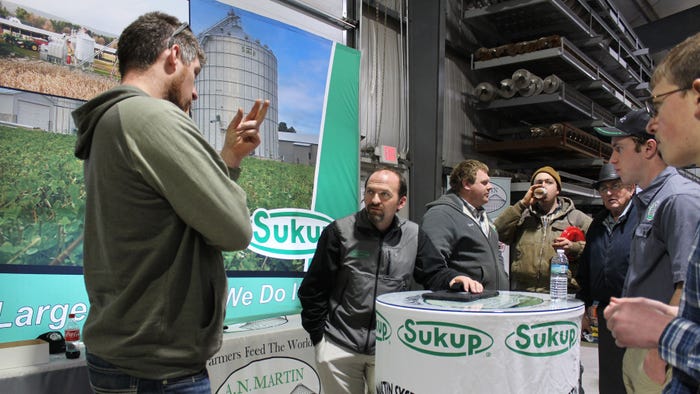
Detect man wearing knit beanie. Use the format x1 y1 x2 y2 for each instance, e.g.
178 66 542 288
494 165 591 293
531 166 561 190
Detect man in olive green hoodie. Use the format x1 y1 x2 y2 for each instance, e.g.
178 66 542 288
72 12 268 393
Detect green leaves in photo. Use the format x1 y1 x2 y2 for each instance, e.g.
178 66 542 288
0 125 314 271
0 126 84 265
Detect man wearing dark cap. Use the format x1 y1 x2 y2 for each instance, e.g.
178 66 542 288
494 165 591 293
576 163 637 394
595 109 700 392
604 32 700 393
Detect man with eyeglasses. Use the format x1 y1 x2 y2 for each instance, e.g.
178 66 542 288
595 108 700 392
605 32 700 393
298 167 463 393
576 163 638 394
72 12 269 393
421 159 509 293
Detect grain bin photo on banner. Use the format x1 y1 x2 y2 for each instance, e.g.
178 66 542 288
0 0 360 341
190 0 360 327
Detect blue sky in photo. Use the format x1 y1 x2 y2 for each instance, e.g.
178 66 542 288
6 0 189 36
191 0 332 135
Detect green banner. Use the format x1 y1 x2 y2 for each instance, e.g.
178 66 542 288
312 43 361 218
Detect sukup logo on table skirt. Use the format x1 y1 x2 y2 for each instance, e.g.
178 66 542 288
505 321 578 357
397 319 493 357
375 311 392 342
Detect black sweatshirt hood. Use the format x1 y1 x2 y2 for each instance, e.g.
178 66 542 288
72 85 145 160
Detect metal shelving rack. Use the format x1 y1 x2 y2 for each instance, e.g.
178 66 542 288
463 0 653 91
585 0 654 76
569 0 653 87
473 123 613 160
476 85 616 126
471 36 641 116
462 0 652 173
460 0 657 183
463 0 652 119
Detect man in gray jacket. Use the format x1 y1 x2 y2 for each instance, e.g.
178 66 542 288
421 159 509 291
298 167 473 394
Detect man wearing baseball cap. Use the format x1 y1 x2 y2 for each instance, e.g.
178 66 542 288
593 107 656 140
604 32 700 394
576 163 637 393
494 165 591 293
595 109 700 392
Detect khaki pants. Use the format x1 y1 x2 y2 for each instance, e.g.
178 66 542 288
622 348 672 393
315 336 375 394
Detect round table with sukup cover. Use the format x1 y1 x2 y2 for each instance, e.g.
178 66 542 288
375 291 584 394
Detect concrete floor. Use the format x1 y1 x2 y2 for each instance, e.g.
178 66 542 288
581 341 600 394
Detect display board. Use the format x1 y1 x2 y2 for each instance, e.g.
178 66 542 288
208 315 319 394
489 176 511 273
0 0 359 342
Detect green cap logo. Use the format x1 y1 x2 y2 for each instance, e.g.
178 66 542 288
249 208 333 259
397 319 493 357
505 321 578 357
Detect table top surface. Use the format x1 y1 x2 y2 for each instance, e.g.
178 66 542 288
0 346 86 379
377 290 583 314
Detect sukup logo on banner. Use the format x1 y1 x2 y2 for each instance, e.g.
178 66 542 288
505 321 578 357
397 319 493 357
249 208 333 260
375 311 392 342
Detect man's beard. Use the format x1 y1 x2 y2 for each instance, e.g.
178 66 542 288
367 206 384 224
166 72 190 113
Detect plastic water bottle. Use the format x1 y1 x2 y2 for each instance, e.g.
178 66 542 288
64 313 81 359
550 249 568 301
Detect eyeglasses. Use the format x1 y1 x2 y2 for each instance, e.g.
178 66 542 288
597 182 625 194
365 189 393 201
644 87 687 118
167 23 190 47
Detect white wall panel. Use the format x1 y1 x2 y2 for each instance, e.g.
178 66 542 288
359 10 408 157
17 100 50 130
442 55 475 168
